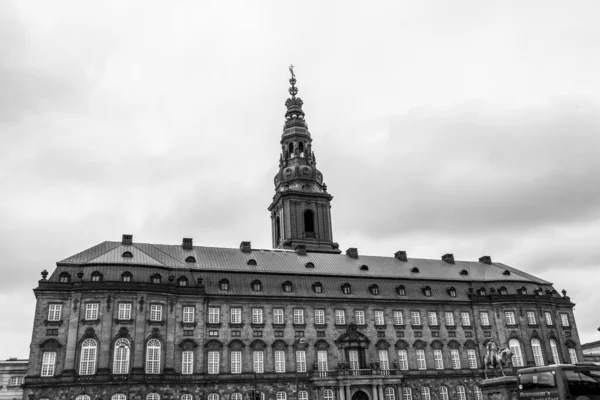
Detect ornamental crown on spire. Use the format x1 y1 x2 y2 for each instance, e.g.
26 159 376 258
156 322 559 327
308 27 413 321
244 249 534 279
284 64 306 127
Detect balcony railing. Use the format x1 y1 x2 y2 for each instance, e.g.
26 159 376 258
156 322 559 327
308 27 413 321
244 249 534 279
312 369 399 378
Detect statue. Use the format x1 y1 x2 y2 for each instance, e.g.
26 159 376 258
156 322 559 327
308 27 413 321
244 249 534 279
289 64 295 80
484 340 514 379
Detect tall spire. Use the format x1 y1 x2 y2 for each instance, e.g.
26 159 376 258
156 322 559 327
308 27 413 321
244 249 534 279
268 66 340 254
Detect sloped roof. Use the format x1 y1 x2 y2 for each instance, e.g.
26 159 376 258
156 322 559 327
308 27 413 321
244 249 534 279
57 241 551 284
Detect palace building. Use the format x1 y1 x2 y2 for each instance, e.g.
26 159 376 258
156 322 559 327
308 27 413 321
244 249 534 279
23 71 583 400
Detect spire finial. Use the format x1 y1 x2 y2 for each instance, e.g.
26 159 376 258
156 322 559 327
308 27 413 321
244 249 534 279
288 64 298 98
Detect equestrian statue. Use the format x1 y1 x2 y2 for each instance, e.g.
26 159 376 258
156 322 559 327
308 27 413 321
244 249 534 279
483 339 514 379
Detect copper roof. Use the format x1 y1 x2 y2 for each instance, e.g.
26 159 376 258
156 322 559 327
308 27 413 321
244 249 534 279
57 241 551 285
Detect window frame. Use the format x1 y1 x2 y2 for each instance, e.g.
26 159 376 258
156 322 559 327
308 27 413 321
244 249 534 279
273 308 284 325
48 304 62 321
208 307 220 324
118 303 132 320
84 303 99 320
314 309 325 325
230 307 242 324
335 309 346 325
183 306 195 323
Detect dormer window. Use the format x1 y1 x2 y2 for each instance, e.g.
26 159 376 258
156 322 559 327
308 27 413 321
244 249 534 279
121 272 132 282
252 280 262 292
447 287 457 297
91 271 102 282
518 287 527 295
410 267 419 273
305 262 315 269
151 274 161 284
498 287 508 295
369 285 379 295
178 277 188 287
422 286 432 297
185 256 196 263
477 288 486 296
247 259 257 266
312 282 323 293
122 251 133 258
341 283 351 295
59 272 71 283
283 281 293 292
219 279 230 291
502 270 511 276
360 265 369 271
459 269 469 276
396 285 406 296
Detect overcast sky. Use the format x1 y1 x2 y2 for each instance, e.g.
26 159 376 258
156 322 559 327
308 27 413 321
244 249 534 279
2 0 600 359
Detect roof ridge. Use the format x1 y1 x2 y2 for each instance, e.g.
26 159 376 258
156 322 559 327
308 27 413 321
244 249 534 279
59 241 120 264
138 243 186 267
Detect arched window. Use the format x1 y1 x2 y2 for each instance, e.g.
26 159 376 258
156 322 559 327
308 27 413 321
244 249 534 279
456 386 466 400
509 339 524 367
276 392 286 400
112 394 127 400
178 277 188 287
121 272 132 282
79 339 97 375
439 386 449 400
275 216 281 244
305 262 315 268
421 388 431 400
288 142 294 156
251 280 262 292
312 282 323 293
282 281 293 292
299 142 304 153
151 274 161 284
219 279 229 291
473 386 483 400
298 391 308 400
304 210 315 235
185 256 196 263
247 259 257 266
384 387 395 400
550 339 560 364
91 271 102 282
341 283 351 294
531 338 544 366
113 338 130 374
396 285 406 296
323 390 334 400
231 394 242 400
122 251 133 258
447 287 457 297
76 396 91 400
147 394 160 400
208 394 219 400
422 286 432 297
402 388 412 400
181 395 193 400
369 284 379 295
59 272 71 283
499 286 508 295
145 339 161 374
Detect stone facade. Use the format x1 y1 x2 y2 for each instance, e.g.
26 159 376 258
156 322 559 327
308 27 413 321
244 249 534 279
0 358 28 400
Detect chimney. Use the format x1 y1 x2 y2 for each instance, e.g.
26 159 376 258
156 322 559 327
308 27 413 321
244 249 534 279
240 241 252 253
394 251 407 262
479 255 492 264
182 238 193 250
122 234 133 246
442 253 455 264
295 245 307 256
346 248 358 259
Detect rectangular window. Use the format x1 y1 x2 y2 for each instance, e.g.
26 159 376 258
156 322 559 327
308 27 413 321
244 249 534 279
397 350 408 370
294 309 304 325
118 303 131 320
416 350 426 370
379 350 389 370
505 311 516 325
231 331 241 337
183 330 193 336
527 311 536 325
230 307 242 324
208 351 219 374
349 350 359 370
208 330 219 337
315 309 325 325
317 350 328 372
335 309 345 325
253 331 263 337
374 310 385 326
445 312 455 326
183 307 195 323
480 311 490 326
275 350 286 373
450 349 461 369
252 308 263 324
434 349 443 369
560 313 570 327
393 311 403 325
467 349 477 368
273 308 284 324
253 351 264 373
569 348 578 364
411 311 421 326
296 350 306 372
428 312 438 326
461 312 471 326
182 350 193 374
41 351 56 377
150 305 162 321
355 310 365 325
85 303 99 320
48 304 62 321
545 311 553 326
208 307 219 324
231 351 242 374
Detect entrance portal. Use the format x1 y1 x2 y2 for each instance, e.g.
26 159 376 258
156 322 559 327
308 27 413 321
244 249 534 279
351 391 369 400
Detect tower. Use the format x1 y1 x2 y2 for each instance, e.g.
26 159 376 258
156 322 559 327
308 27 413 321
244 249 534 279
268 66 340 253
